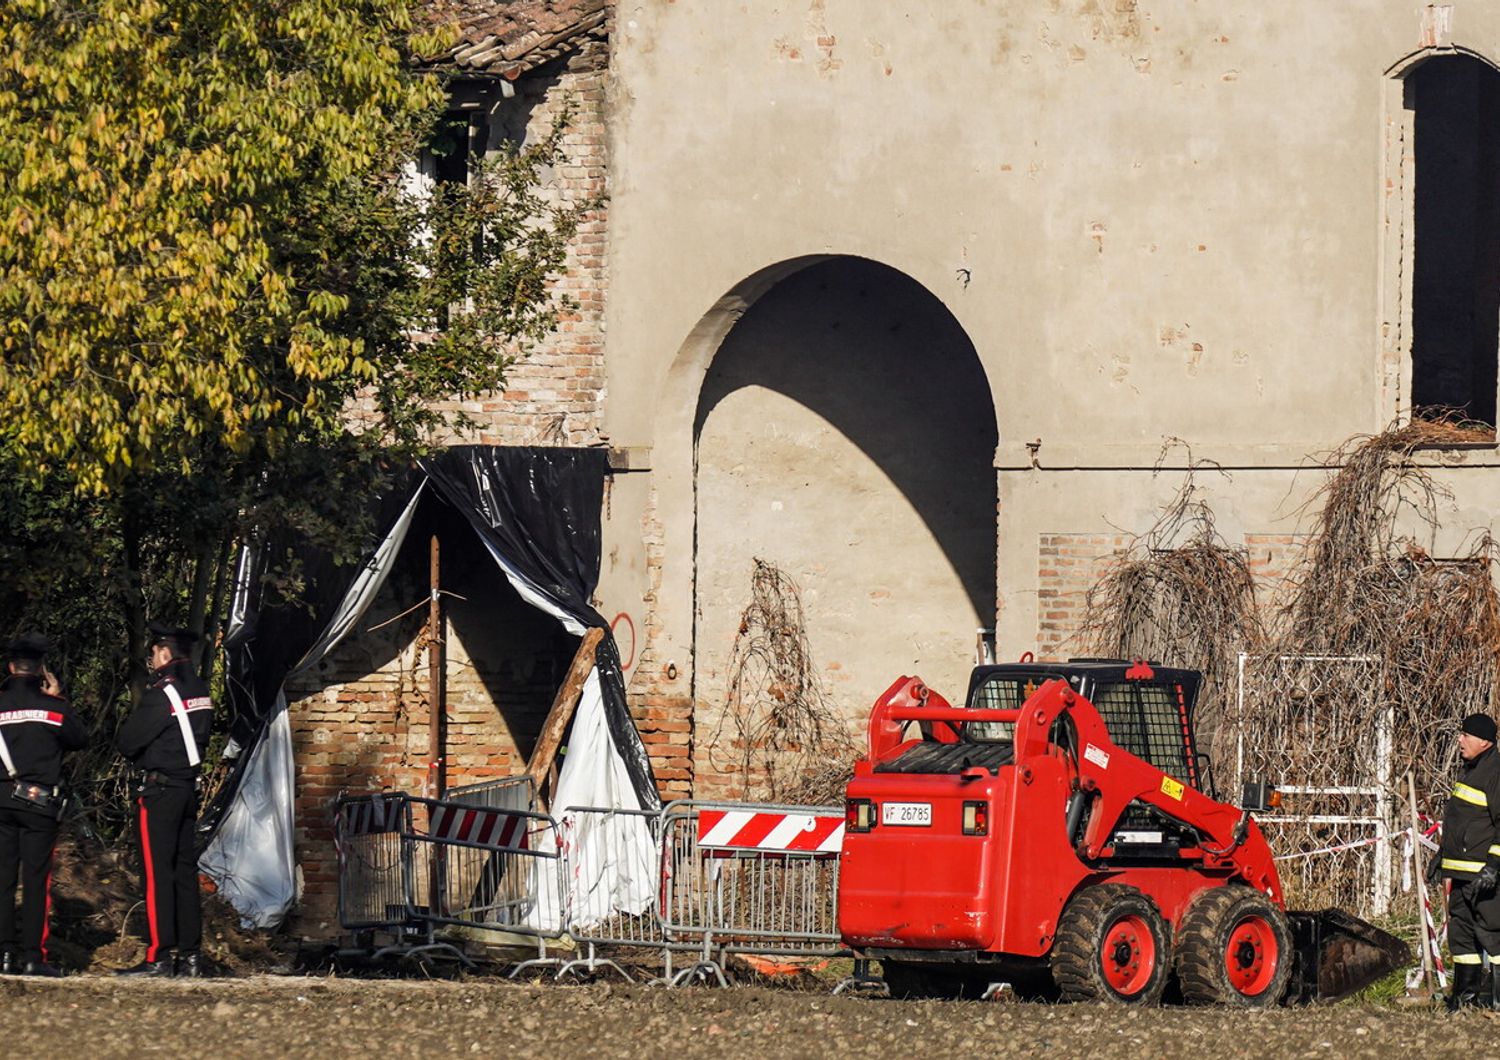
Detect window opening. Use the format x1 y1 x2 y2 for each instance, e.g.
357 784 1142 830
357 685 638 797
1409 55 1500 430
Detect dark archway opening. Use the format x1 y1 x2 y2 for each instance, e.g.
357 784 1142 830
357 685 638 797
1409 54 1500 428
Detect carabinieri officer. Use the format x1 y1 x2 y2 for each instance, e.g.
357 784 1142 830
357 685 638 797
0 632 86 977
114 623 214 978
1437 712 1500 1010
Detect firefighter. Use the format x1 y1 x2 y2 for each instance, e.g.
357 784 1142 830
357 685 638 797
0 632 87 977
1436 711 1500 1010
114 623 214 978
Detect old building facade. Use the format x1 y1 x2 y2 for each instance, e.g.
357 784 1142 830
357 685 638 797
288 0 1500 923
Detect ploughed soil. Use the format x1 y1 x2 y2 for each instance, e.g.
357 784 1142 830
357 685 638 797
1 974 1492 1059
46 835 289 975
28 838 1484 1057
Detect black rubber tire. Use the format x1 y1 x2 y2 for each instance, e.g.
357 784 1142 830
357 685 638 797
1050 883 1172 1005
1174 886 1293 1007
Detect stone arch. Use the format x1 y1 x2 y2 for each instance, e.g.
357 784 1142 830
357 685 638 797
657 255 999 796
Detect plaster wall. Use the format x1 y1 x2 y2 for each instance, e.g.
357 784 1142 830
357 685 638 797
600 2 1500 749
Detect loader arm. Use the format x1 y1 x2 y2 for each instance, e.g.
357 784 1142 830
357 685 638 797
1021 679 1284 904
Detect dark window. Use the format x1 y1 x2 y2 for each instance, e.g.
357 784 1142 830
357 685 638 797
1409 55 1500 429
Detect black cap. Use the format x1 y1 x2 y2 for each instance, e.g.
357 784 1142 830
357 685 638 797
4 631 51 661
147 621 199 651
1462 713 1498 743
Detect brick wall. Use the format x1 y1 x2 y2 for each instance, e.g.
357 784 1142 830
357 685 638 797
369 39 611 448
624 484 695 801
1244 532 1307 613
1035 533 1131 660
285 511 575 933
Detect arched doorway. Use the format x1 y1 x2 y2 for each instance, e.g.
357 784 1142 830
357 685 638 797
690 256 998 798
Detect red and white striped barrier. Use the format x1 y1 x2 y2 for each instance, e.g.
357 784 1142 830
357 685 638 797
696 808 844 854
428 804 531 850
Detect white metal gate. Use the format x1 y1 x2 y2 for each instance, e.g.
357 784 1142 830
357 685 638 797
1235 653 1394 917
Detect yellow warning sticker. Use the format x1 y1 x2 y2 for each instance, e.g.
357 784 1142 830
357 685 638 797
1159 776 1185 801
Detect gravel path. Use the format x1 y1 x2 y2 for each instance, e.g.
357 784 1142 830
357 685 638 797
3 975 1492 1058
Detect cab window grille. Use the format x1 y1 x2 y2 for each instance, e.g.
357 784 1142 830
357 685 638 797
1091 682 1196 782
966 677 1029 741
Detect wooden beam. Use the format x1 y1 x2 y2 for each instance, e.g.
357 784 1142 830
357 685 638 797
527 627 603 808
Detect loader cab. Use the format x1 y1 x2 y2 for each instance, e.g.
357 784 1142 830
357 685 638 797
961 660 1204 789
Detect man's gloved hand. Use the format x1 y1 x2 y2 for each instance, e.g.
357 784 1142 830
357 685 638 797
1477 858 1500 897
1426 854 1444 887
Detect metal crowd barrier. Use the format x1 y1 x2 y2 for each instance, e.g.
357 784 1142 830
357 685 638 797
335 790 564 967
658 799 848 986
337 791 853 986
555 806 671 982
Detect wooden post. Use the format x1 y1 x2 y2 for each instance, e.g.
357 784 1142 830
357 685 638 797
429 535 446 797
1408 770 1434 995
527 627 604 810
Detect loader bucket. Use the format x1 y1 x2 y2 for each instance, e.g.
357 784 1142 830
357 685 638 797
1284 909 1411 1003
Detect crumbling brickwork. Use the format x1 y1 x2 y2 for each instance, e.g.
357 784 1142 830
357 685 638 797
285 542 574 933
1035 533 1131 661
624 486 695 801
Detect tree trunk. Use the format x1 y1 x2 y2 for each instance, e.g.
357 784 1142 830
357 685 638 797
121 507 148 704
200 530 234 683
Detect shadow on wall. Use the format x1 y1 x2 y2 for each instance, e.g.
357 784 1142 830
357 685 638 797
292 492 576 775
693 256 999 619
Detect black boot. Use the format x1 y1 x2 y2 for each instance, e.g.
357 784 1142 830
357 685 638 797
115 957 175 978
176 953 207 979
23 961 63 978
0 950 16 975
1448 963 1482 1011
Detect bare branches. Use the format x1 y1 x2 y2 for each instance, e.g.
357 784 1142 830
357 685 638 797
1085 423 1500 914
1080 447 1264 766
706 559 858 805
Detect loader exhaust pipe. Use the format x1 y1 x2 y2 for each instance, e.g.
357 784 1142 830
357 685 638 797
1283 909 1411 1003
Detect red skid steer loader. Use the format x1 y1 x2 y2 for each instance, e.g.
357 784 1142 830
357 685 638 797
838 661 1409 1004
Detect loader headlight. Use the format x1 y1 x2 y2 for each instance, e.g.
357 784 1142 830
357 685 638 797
962 800 989 836
846 798 876 832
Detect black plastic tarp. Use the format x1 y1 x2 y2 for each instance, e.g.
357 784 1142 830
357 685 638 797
202 446 658 846
420 446 658 811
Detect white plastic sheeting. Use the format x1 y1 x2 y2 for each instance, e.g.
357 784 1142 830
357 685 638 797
523 670 655 933
197 699 298 927
200 484 425 926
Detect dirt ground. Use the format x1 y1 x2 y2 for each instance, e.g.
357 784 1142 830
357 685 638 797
0 973 1493 1059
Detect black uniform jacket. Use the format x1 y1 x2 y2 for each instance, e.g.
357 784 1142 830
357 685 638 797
1439 745 1500 880
116 660 213 782
0 674 87 787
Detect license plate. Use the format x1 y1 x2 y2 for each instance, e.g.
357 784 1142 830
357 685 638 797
881 802 932 826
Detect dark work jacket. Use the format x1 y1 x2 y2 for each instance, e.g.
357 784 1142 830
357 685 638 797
116 660 213 782
0 674 87 787
1439 745 1500 880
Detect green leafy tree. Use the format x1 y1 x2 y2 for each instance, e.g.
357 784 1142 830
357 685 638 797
0 0 590 830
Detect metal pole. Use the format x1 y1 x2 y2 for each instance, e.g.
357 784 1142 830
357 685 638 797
428 535 446 921
429 534 446 796
1407 769 1434 995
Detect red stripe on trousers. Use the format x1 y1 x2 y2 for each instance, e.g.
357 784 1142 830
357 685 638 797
40 847 54 962
139 798 160 962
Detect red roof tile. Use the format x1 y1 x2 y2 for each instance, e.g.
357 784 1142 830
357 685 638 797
422 0 606 77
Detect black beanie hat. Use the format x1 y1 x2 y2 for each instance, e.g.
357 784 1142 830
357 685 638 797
1462 713 1498 743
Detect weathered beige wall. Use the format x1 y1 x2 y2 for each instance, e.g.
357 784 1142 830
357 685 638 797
601 2 1500 738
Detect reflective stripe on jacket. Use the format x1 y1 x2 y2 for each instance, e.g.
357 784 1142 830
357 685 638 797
1440 746 1500 879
